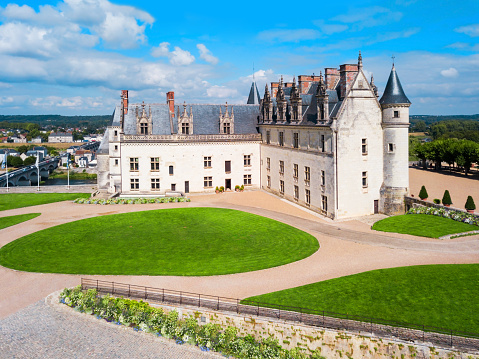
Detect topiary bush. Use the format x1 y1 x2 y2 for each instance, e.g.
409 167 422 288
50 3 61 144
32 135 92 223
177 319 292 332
465 196 476 211
442 190 452 206
419 185 428 200
433 199 440 204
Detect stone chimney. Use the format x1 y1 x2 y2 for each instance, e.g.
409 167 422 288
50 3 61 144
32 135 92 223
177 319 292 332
324 68 340 90
167 91 175 115
298 75 322 94
339 64 358 99
121 90 129 114
271 82 279 97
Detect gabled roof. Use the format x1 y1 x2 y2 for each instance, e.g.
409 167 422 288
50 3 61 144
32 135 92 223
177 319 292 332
379 65 411 105
247 82 261 104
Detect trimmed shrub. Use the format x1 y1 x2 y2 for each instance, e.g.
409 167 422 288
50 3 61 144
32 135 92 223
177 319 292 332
465 196 476 211
433 199 440 204
419 185 428 200
442 190 452 206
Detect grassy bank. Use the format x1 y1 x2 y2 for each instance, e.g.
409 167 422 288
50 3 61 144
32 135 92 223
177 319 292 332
0 213 41 230
0 193 90 211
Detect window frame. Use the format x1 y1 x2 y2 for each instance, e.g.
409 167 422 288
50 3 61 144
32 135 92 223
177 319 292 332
129 157 139 172
130 178 139 190
151 178 160 191
244 154 251 167
293 163 298 179
279 131 284 146
293 132 299 149
243 174 252 186
279 180 285 194
279 160 284 175
362 138 368 155
362 171 368 188
305 189 311 205
150 157 160 171
204 156 212 168
304 166 310 186
203 176 213 188
294 185 299 201
169 165 174 175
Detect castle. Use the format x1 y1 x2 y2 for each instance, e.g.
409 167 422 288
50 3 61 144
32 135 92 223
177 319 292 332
97 53 411 219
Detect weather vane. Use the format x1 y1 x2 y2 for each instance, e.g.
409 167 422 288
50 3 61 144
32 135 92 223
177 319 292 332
392 55 395 66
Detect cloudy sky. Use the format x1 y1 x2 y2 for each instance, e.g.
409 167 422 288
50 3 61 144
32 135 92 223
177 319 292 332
0 0 478 115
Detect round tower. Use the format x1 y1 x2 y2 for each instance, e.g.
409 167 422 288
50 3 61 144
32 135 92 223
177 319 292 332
379 64 411 215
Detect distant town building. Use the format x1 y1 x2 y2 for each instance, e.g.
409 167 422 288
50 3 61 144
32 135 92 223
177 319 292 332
78 156 89 168
32 136 44 143
48 132 73 143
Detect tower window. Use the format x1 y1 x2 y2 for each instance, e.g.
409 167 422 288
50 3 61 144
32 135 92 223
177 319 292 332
293 132 299 149
393 111 399 118
129 158 139 172
279 160 284 175
321 195 328 212
293 163 298 179
266 130 271 144
279 132 284 146
280 180 284 194
362 138 368 155
294 185 299 200
151 157 160 171
267 175 271 188
388 143 394 152
151 178 160 190
320 134 325 152
266 157 270 171
362 171 368 188
305 189 311 206
130 178 139 190
169 165 174 175
244 155 251 166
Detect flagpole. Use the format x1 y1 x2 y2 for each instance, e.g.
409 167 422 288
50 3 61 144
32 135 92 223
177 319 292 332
36 150 40 192
67 155 70 190
5 150 9 192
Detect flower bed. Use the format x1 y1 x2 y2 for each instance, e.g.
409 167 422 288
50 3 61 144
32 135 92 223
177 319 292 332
73 197 191 205
408 206 479 226
59 286 325 359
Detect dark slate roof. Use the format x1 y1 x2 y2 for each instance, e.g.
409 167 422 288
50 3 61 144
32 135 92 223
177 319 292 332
379 65 411 105
113 103 260 136
247 82 261 104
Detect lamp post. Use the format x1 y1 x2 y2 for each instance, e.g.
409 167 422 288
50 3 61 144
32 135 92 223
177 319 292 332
67 154 70 190
36 150 40 192
3 149 9 192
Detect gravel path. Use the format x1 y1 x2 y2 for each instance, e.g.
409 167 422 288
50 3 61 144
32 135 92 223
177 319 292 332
0 292 221 359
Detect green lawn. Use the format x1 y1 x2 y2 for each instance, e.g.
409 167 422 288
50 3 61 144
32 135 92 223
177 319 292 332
0 208 319 276
243 264 479 334
0 213 41 230
0 193 90 211
372 214 478 238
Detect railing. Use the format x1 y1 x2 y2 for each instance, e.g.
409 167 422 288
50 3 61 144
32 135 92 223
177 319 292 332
81 278 479 351
122 133 262 142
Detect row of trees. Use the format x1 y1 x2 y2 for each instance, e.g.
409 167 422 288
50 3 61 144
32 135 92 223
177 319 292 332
4 155 37 168
412 138 479 175
14 145 59 156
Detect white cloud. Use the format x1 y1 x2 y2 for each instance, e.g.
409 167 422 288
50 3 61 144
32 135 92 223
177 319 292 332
197 44 218 65
0 96 14 105
313 20 348 35
440 67 459 78
206 85 238 98
257 29 321 43
151 42 195 65
455 24 479 37
333 6 402 30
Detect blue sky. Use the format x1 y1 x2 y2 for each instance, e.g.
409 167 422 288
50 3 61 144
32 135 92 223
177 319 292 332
0 0 478 115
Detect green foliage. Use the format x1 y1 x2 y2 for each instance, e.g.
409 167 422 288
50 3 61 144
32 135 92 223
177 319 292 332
240 185 245 191
433 199 440 204
442 190 452 205
418 185 428 200
7 155 23 168
0 208 319 275
220 186 225 192
59 287 325 359
244 264 479 334
0 115 110 130
465 196 476 211
372 214 477 238
23 156 36 166
0 193 90 211
0 213 41 230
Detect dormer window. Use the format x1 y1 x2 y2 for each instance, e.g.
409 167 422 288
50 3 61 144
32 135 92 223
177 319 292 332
178 102 193 135
223 123 231 134
182 123 190 135
219 103 234 134
140 122 148 135
136 101 152 135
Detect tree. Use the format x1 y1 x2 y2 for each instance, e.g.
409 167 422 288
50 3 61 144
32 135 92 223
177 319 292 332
465 196 476 211
7 155 23 168
419 185 428 200
412 120 427 133
23 156 36 166
456 140 479 175
442 190 452 206
17 145 28 154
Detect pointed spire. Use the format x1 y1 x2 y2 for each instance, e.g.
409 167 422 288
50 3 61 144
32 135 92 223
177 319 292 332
317 71 326 96
370 74 378 97
277 77 285 100
225 102 228 117
247 81 261 104
379 64 411 105
358 51 363 69
219 105 223 116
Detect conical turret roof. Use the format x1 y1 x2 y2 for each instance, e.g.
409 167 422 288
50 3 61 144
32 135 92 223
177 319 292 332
247 81 261 104
379 65 410 105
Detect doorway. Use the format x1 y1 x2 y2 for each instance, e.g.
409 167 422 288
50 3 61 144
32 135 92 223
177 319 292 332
374 200 379 214
185 181 189 193
225 179 231 190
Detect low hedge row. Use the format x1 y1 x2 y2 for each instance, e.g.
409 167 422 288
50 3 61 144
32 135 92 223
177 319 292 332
73 197 191 205
60 287 325 359
408 206 479 226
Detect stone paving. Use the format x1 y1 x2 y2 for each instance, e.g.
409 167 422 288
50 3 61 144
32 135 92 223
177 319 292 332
0 292 221 359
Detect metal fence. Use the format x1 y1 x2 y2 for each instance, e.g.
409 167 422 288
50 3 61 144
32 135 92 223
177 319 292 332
81 278 479 352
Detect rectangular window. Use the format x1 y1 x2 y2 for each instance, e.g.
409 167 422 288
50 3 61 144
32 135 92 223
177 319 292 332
243 174 252 185
151 157 160 171
225 160 231 173
266 157 270 171
171 183 176 191
114 130 118 136
362 171 368 188
321 170 325 186
204 176 213 188
267 175 271 188
151 178 160 191
280 180 284 194
362 138 368 155
130 178 139 190
223 123 231 134
140 123 148 135
388 143 394 152
305 166 310 186
320 134 325 152
393 110 399 118
279 160 284 175
181 123 189 135
114 159 118 166
244 154 251 166
279 131 284 146
204 156 212 168
321 195 328 212
129 157 139 172
266 130 271 144
169 165 174 175
294 185 299 200
293 132 299 149
293 163 298 179
305 189 311 205
114 145 118 151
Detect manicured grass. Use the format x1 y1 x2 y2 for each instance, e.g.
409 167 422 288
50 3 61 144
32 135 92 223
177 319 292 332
243 264 479 333
0 208 319 276
0 213 41 230
0 193 90 211
372 214 478 238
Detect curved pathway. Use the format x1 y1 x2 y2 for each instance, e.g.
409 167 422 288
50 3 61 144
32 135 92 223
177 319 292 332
1 190 478 320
